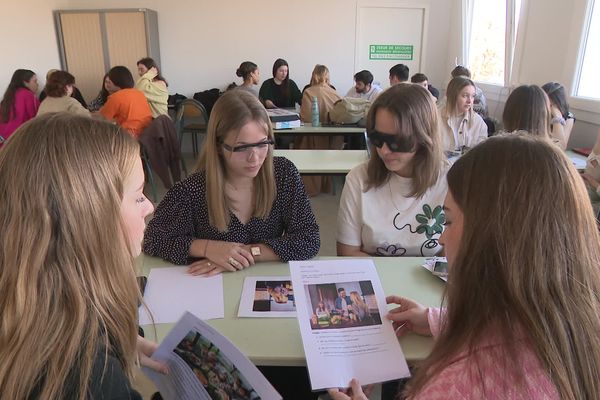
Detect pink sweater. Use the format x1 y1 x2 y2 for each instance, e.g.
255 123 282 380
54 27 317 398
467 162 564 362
411 308 559 399
0 88 39 142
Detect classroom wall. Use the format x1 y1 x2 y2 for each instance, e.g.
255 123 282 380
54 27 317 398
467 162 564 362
1 0 452 98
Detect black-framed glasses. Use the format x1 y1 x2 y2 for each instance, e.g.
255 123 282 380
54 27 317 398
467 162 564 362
221 139 274 153
367 130 415 153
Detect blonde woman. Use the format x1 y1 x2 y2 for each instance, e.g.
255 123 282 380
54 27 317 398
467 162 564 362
337 84 448 257
349 292 369 322
0 114 164 399
439 76 488 153
143 90 320 275
331 134 600 399
298 64 343 196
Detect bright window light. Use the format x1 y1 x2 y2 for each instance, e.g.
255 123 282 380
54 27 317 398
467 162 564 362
576 0 600 99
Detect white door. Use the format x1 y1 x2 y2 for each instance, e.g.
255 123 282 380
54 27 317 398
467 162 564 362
355 1 428 89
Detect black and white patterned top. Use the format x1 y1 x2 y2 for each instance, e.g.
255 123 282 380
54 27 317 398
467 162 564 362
143 157 320 264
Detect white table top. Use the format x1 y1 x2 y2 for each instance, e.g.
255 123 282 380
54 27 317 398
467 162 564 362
275 123 365 135
274 149 368 175
138 256 443 366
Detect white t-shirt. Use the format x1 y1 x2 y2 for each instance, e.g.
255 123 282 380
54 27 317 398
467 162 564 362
337 162 449 257
346 84 383 102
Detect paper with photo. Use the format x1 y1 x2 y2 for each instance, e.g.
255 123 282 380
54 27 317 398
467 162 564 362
238 276 297 318
139 266 224 325
289 259 410 390
422 257 448 282
143 311 281 400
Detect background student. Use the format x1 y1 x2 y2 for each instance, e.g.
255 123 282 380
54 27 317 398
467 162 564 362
0 113 165 399
235 61 260 98
330 134 600 399
337 84 448 257
135 57 169 118
39 68 88 108
37 70 90 117
143 90 320 274
259 58 302 108
438 76 488 152
388 63 409 86
88 73 112 112
346 70 382 101
542 81 575 148
100 66 153 138
0 69 39 143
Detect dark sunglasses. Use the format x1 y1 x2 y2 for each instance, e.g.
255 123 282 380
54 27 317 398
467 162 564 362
367 130 415 153
221 139 274 153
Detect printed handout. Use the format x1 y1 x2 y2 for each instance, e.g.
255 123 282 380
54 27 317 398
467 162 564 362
290 259 410 390
139 266 224 325
143 311 281 400
238 276 296 318
421 257 449 282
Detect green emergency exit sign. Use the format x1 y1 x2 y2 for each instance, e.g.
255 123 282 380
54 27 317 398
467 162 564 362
369 44 413 60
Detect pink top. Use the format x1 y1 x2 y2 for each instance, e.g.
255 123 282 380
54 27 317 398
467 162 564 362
0 88 39 142
411 308 559 399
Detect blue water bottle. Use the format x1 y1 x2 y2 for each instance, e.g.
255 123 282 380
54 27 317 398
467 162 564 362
311 96 320 127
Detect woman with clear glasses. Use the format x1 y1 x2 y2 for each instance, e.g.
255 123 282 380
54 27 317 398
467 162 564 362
143 90 320 275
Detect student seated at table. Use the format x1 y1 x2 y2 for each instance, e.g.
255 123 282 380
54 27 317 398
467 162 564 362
337 84 448 257
450 65 488 117
388 64 409 86
259 58 302 109
0 113 165 400
100 66 153 138
502 84 567 148
135 57 169 118
298 64 343 196
330 134 600 400
542 82 575 149
88 73 112 112
39 69 88 108
37 70 90 117
438 76 488 153
235 61 260 98
143 90 320 274
346 70 382 101
0 69 39 144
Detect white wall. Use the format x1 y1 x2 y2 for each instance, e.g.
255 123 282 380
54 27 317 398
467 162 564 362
1 0 452 98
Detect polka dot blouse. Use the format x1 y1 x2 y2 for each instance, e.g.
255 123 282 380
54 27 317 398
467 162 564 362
143 157 321 265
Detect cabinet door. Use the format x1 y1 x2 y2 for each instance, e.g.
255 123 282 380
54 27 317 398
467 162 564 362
60 12 106 102
105 12 148 79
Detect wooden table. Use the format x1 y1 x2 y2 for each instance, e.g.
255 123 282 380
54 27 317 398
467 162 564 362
138 256 444 366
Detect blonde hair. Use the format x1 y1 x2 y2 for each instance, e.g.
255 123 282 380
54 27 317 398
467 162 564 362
365 84 445 197
310 64 330 86
0 113 141 399
196 90 276 231
444 76 475 117
405 134 600 399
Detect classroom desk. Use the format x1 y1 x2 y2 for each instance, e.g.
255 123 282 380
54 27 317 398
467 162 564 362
273 149 368 175
138 256 444 367
274 123 365 137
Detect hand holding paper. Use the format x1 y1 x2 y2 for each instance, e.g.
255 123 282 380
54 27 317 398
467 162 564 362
386 296 431 337
328 379 372 400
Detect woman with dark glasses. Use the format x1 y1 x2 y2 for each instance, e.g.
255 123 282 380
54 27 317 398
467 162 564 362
337 84 448 258
143 90 320 275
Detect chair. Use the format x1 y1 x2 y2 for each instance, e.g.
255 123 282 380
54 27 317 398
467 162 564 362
175 99 209 158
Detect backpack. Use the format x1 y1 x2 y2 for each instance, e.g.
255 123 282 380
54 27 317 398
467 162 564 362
193 88 221 117
329 97 371 125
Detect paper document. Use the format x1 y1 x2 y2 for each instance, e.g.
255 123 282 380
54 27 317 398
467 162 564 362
290 259 410 390
143 311 281 400
238 276 296 318
422 257 449 282
139 266 224 325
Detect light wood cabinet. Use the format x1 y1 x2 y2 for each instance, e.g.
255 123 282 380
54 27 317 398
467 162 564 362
54 9 160 102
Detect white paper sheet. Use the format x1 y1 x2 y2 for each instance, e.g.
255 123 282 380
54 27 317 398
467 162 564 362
289 259 410 390
238 276 297 318
139 267 224 325
143 311 281 400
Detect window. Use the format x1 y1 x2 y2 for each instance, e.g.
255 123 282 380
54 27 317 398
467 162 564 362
575 0 600 100
462 0 522 86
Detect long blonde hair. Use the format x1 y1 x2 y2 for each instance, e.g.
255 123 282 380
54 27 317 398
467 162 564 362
309 64 330 86
443 76 475 117
0 113 141 399
366 84 444 197
405 134 600 399
196 90 276 231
